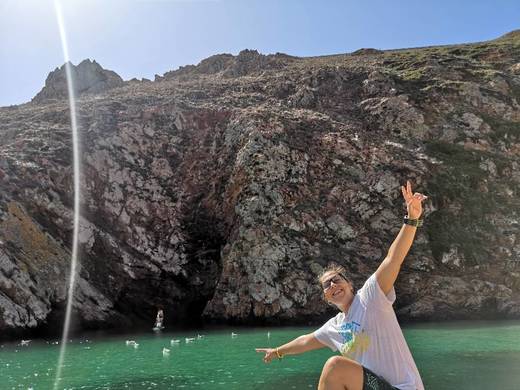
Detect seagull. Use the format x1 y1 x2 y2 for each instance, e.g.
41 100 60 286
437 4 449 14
231 332 238 338
197 334 205 339
20 340 31 346
126 340 136 346
133 343 139 349
170 339 181 346
267 332 271 339
162 347 170 356
185 337 195 343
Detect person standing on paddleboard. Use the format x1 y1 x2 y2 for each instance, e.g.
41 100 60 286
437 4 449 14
256 180 426 390
155 307 164 330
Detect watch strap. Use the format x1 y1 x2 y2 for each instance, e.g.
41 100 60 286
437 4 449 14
404 216 423 227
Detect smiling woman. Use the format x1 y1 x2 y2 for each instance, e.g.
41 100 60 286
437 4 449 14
320 265 354 293
256 181 427 390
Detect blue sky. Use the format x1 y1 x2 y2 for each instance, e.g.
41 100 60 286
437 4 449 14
1 0 518 107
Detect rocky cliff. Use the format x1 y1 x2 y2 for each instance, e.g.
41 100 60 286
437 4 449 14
1 32 520 338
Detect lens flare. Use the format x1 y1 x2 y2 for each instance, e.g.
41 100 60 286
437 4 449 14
52 1 82 389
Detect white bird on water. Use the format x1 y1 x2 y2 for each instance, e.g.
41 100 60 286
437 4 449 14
170 339 181 346
231 332 238 338
20 340 31 346
267 332 271 339
126 340 137 346
162 347 170 356
185 337 195 343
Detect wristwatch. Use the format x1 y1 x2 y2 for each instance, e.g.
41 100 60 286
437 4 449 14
404 216 423 227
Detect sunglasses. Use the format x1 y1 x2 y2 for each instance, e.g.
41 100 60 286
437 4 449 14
322 274 347 291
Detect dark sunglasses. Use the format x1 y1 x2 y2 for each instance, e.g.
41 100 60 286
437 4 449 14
322 274 347 291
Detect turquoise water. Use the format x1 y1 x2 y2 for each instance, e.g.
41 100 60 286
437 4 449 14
1 321 520 389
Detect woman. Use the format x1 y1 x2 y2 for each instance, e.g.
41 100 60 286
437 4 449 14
256 181 426 390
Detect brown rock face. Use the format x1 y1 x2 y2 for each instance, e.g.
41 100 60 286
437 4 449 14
32 59 124 103
1 33 520 338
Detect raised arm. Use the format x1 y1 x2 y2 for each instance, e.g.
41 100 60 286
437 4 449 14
375 181 427 295
256 333 326 363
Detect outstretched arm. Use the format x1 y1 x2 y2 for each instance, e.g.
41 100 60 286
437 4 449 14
375 181 427 295
256 333 326 363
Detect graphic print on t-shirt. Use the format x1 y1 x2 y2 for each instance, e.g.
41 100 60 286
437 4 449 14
338 320 371 357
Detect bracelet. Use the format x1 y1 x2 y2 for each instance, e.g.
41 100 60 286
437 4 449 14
275 348 284 359
404 216 423 227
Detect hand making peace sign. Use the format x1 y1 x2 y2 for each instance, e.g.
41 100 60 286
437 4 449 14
401 180 427 220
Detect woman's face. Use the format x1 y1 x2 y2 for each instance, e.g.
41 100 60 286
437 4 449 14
321 272 353 307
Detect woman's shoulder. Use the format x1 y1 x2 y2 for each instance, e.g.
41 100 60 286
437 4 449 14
327 311 346 325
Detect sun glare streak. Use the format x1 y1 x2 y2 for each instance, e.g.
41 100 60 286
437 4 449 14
52 0 82 389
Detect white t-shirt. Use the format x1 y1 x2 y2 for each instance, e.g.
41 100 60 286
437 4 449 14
314 274 424 390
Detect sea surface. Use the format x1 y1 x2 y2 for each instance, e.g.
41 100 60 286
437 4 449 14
1 320 520 389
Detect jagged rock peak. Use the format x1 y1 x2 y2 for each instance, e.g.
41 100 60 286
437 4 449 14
159 49 296 81
32 59 124 103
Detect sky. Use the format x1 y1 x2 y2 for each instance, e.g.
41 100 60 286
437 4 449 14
0 0 518 107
